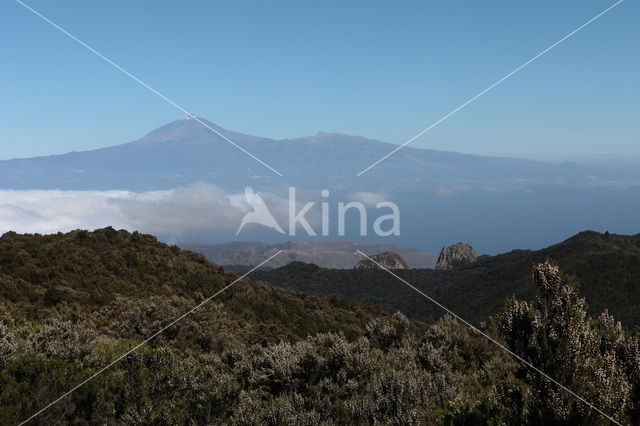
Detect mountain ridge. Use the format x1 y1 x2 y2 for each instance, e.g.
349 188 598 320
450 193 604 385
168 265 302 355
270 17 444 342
0 227 387 342
3 227 637 423
0 116 630 192
252 230 640 326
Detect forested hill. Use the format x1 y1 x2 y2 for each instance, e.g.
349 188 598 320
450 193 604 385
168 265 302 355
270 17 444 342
1 228 639 424
254 230 640 326
0 227 387 343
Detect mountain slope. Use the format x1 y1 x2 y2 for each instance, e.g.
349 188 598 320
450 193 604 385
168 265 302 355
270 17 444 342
0 116 632 192
253 231 640 326
0 228 388 344
1 229 639 424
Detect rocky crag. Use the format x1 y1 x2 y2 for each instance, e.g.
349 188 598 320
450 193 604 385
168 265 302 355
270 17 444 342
435 242 478 270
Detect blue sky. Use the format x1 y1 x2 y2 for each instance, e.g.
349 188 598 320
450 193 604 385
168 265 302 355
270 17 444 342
1 0 638 160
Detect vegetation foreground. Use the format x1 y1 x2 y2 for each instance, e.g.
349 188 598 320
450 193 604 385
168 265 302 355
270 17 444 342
1 229 639 424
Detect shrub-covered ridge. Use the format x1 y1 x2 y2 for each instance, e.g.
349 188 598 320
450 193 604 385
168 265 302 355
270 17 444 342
0 229 638 424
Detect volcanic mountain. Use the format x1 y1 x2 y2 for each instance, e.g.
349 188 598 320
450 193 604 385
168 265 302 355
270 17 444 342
0 116 630 192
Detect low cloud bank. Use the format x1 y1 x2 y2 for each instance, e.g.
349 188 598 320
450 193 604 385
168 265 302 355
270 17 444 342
0 183 289 237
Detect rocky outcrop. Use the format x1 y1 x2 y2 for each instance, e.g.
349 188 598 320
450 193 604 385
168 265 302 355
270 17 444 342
355 251 409 270
435 243 478 270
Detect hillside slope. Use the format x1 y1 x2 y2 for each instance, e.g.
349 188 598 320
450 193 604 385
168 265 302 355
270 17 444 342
1 229 639 424
253 231 640 326
0 228 387 344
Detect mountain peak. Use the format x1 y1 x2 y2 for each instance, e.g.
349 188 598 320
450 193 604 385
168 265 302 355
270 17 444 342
134 116 264 145
179 114 199 120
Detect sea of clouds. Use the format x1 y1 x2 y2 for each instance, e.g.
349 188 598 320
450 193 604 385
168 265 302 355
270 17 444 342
0 183 388 237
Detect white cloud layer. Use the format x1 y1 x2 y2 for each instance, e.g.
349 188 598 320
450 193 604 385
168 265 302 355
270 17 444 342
0 183 291 237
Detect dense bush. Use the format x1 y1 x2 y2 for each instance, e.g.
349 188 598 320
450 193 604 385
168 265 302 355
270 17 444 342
500 262 640 424
1 310 517 424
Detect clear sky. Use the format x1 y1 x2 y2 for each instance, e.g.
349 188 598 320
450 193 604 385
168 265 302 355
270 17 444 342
1 0 638 160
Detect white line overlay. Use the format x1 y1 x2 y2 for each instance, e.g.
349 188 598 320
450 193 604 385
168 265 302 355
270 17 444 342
355 250 621 425
19 250 283 425
356 0 624 176
14 0 283 177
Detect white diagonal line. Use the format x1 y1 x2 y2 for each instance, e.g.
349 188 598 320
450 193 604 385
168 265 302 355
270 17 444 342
14 0 283 177
355 250 621 425
19 250 282 425
356 0 624 176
